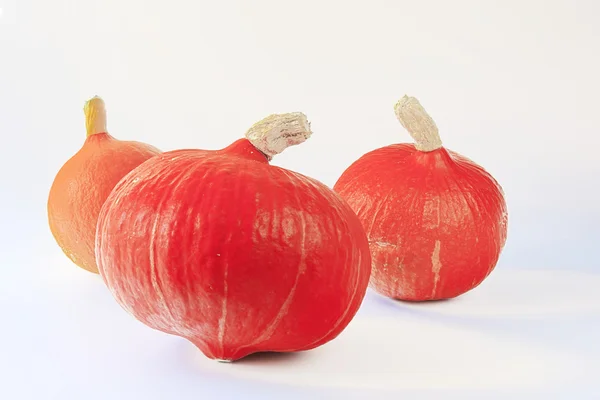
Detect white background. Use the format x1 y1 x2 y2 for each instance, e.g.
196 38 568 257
1 0 599 398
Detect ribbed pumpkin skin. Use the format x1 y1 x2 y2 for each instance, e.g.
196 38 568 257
48 133 160 273
96 139 371 361
334 144 507 301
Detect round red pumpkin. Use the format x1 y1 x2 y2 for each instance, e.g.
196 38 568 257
96 113 371 361
334 96 508 301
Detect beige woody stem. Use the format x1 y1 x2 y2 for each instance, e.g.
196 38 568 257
84 96 107 136
394 95 443 152
245 112 312 160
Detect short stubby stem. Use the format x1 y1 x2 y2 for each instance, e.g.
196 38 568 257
84 96 108 137
394 95 443 152
245 112 312 160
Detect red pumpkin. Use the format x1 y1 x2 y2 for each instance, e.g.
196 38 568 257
334 96 507 301
96 113 371 361
47 96 160 273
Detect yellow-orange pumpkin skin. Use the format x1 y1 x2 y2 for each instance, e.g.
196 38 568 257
47 97 160 273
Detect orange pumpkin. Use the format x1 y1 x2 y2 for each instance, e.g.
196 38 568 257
47 96 160 273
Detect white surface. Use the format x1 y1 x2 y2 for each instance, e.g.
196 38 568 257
1 264 599 399
1 0 600 398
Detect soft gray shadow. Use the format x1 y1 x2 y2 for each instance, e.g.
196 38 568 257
367 283 600 355
234 350 307 366
177 338 308 371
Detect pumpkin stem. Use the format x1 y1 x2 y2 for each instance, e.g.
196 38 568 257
394 95 443 152
84 96 107 137
245 112 312 160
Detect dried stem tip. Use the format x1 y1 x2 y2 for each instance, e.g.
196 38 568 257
245 112 312 160
394 95 442 152
84 96 107 137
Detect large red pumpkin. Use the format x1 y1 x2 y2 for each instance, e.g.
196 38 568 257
334 96 507 301
96 113 371 361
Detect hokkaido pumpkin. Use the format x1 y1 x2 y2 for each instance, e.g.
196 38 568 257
48 96 161 273
334 96 508 301
96 112 372 361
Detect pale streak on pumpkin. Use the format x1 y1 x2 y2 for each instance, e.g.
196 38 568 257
374 241 396 247
217 261 229 354
253 210 270 240
431 240 442 296
145 160 195 327
281 208 296 240
148 204 173 324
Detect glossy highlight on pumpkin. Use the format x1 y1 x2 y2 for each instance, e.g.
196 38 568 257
334 96 507 301
47 96 160 273
96 113 372 361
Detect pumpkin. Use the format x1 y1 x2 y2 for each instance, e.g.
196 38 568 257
334 96 508 301
96 112 372 361
47 96 161 273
